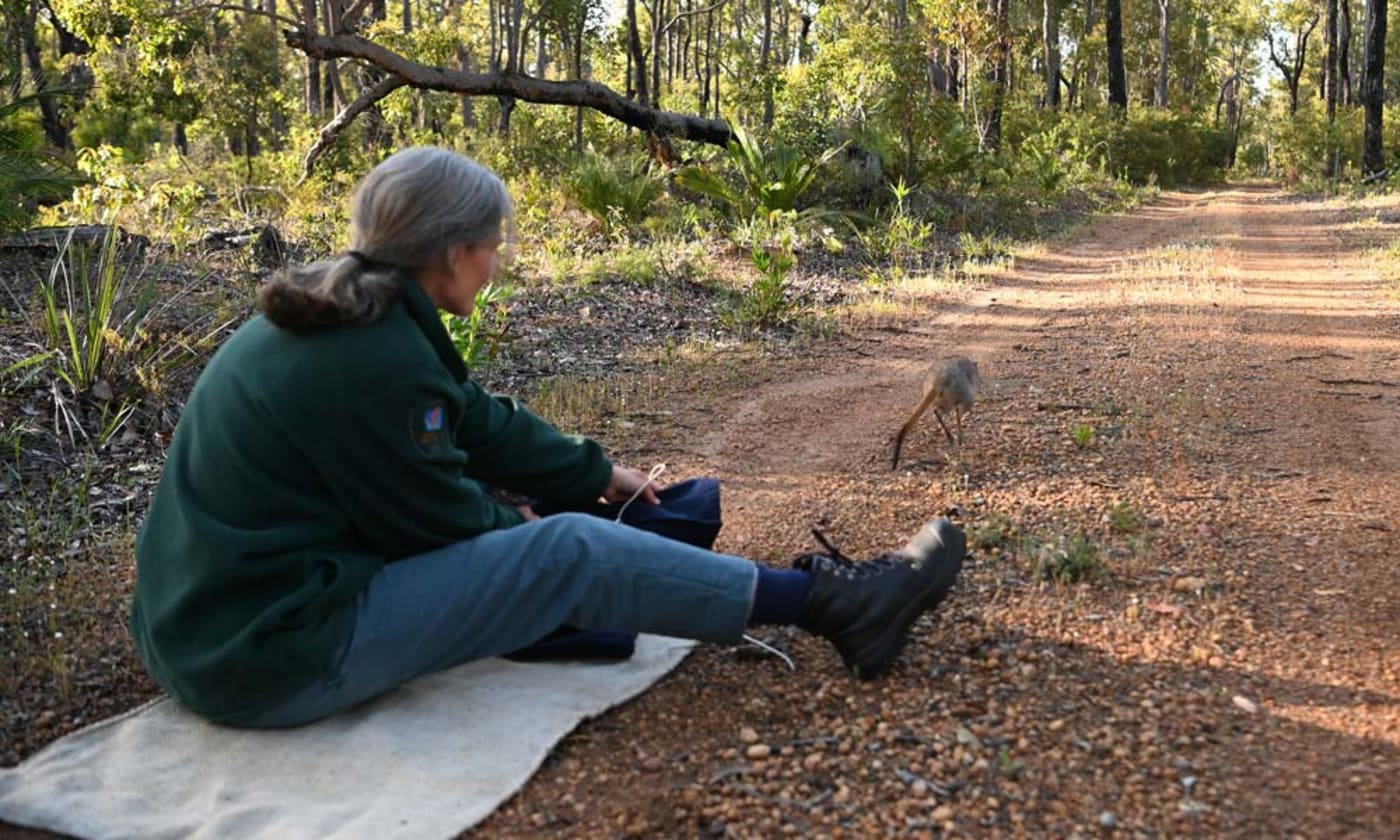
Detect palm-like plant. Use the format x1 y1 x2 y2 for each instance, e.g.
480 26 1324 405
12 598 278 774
675 122 844 221
0 88 86 233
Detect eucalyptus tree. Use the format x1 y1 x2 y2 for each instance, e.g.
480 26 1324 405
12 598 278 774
1105 0 1127 109
1362 0 1386 175
1267 0 1320 115
1043 0 1062 108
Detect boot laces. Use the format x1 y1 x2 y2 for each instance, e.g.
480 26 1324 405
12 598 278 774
796 528 903 580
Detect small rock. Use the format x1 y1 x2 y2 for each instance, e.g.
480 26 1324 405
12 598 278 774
931 805 954 821
739 726 759 744
1231 695 1259 714
745 744 772 760
1099 810 1118 828
641 756 664 772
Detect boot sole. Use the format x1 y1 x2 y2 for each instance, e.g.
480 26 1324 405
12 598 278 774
846 529 964 679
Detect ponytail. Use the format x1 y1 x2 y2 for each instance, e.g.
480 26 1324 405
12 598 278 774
258 253 403 331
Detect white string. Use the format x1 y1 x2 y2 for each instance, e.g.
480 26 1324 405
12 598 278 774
741 633 796 670
614 464 796 672
614 463 667 522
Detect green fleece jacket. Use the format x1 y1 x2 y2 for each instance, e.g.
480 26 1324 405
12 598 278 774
130 275 612 723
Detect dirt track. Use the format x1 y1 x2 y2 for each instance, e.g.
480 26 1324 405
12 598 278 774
480 185 1399 837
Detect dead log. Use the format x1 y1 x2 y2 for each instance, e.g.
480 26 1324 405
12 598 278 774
282 29 735 176
0 225 149 253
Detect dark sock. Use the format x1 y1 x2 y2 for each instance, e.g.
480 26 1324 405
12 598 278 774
747 566 814 627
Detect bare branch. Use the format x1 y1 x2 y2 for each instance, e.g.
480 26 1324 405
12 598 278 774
282 29 735 151
300 74 407 182
662 0 730 35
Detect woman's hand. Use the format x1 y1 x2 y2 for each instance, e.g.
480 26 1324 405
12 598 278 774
516 504 541 522
602 465 662 506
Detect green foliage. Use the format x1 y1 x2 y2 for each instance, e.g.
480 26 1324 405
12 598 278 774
6 229 232 447
675 122 843 222
1094 109 1233 187
1071 423 1097 448
0 90 87 233
1036 531 1107 584
1107 500 1145 535
441 282 515 369
568 152 663 236
1265 101 1365 186
724 217 800 329
853 178 935 283
917 100 981 190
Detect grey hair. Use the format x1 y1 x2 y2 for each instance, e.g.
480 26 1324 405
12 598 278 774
260 148 512 331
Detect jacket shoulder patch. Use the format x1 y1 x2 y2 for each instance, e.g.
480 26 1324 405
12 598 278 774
410 402 449 455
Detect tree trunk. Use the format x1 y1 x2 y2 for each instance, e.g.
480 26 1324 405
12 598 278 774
573 18 585 152
1325 0 1339 119
1105 0 1127 111
1268 17 1318 116
42 0 90 57
1155 0 1169 107
627 0 649 105
1339 0 1353 106
1043 0 1061 108
21 0 68 148
537 17 548 77
1067 0 1093 109
1363 0 1387 175
761 0 774 126
303 0 321 115
322 0 345 112
402 0 412 33
982 0 1010 153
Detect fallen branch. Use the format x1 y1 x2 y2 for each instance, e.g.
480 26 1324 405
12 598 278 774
1318 378 1398 387
300 74 407 182
1284 352 1354 362
283 29 734 176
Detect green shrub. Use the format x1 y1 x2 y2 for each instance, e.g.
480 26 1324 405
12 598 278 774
4 229 232 446
1036 531 1106 583
1266 100 1364 185
0 90 87 233
569 153 663 236
1056 108 1231 187
675 122 843 222
441 281 514 369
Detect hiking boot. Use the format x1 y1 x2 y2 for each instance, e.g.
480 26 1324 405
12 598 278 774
794 518 964 679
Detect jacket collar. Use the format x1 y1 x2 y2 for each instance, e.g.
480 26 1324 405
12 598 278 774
397 272 470 382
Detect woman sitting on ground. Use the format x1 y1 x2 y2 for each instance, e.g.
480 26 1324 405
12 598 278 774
129 146 965 727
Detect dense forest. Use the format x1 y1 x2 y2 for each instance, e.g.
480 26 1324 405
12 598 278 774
3 6 1400 836
3 0 1399 460
3 0 1398 236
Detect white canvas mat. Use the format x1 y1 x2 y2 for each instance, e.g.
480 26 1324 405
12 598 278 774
0 635 694 840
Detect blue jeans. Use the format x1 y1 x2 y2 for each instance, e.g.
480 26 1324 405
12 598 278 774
242 513 758 727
